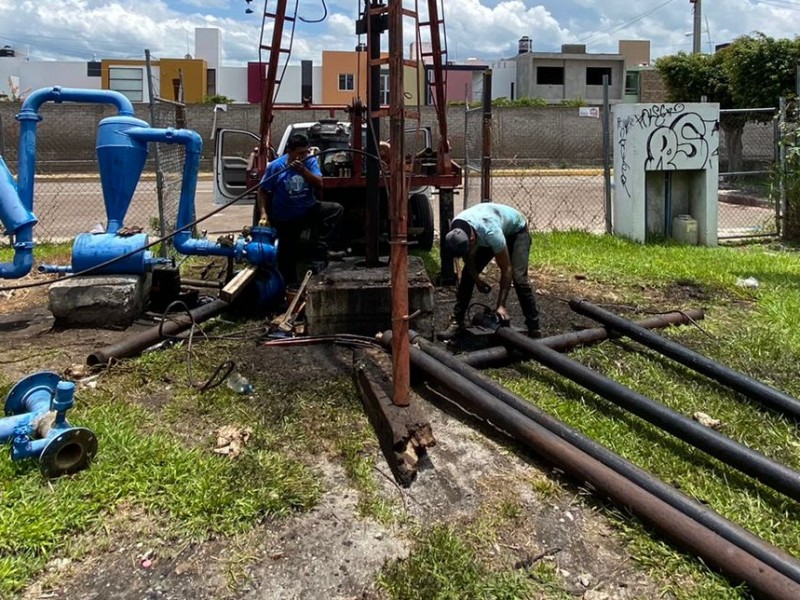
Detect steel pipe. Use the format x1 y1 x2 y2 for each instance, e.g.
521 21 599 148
411 331 800 584
493 326 800 503
461 309 705 369
569 298 800 421
379 331 800 599
87 298 229 366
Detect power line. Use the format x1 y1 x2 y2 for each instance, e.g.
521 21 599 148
578 0 679 47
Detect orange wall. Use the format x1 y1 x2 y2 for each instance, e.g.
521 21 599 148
321 51 368 104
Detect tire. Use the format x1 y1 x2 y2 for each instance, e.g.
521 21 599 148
409 192 434 251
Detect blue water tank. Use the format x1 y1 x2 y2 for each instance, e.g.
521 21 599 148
72 232 152 275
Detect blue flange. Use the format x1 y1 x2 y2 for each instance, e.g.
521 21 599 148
39 427 98 478
4 371 60 416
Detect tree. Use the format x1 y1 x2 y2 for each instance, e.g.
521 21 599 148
656 33 800 172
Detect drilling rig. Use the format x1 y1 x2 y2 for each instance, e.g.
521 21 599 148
212 0 461 275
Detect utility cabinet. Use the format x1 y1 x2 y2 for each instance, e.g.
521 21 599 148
612 103 720 246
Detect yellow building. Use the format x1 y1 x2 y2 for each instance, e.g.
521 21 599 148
100 57 208 104
321 50 424 106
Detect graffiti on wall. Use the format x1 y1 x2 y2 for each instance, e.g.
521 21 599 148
616 103 719 198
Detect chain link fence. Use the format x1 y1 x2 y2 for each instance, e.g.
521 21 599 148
462 104 483 209
718 108 779 239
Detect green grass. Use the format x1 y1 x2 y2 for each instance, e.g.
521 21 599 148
0 241 72 264
494 231 800 598
0 328 383 598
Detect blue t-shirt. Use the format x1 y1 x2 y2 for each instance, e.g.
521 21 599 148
455 203 527 254
259 154 321 221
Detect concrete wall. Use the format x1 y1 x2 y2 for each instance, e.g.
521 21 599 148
0 58 100 93
1 101 771 175
516 53 625 103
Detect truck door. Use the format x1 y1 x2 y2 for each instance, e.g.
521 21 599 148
212 128 260 206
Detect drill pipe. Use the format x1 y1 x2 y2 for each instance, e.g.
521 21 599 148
87 298 229 366
460 309 705 369
411 331 800 585
493 326 800 503
569 298 800 421
379 331 800 600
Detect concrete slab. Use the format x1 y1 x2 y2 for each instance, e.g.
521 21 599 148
48 274 151 328
306 256 434 337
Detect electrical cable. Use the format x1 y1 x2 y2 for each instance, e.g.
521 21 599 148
298 0 328 23
578 0 679 47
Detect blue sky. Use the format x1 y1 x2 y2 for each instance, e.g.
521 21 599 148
0 0 798 66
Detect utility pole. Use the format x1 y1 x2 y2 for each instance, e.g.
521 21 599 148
690 0 702 54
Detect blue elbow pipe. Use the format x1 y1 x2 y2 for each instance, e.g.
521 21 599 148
124 127 234 257
0 156 36 279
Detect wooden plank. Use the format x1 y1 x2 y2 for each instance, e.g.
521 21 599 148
219 266 258 303
353 348 435 487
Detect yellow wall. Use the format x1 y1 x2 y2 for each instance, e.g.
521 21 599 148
159 58 207 103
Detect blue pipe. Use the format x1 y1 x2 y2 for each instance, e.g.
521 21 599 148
2 87 137 279
0 156 35 278
124 127 241 258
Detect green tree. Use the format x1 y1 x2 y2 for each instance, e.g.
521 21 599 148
656 33 800 172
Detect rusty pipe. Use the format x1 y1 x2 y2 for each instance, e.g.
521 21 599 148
411 331 800 585
87 298 229 366
379 331 800 599
493 326 800 503
460 309 705 369
569 298 800 421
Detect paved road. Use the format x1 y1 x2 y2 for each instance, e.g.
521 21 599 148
22 177 775 243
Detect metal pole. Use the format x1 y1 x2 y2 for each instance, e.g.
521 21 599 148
570 298 800 421
87 299 229 366
410 331 800 585
364 1 383 267
388 0 409 406
145 49 168 258
460 309 705 369
602 74 612 234
779 97 787 238
494 325 800 503
480 69 492 202
692 0 702 54
379 332 800 600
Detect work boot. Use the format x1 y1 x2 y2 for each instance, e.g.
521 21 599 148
439 317 465 341
527 329 542 339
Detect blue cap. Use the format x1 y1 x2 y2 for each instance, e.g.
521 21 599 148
445 227 470 257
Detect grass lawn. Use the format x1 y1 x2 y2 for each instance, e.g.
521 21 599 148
2 232 800 599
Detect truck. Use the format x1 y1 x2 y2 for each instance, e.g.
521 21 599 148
213 118 437 250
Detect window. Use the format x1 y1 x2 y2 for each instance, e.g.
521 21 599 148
207 69 216 97
625 71 640 96
338 73 354 91
536 66 564 85
378 71 389 105
87 61 101 77
586 67 612 86
108 67 143 102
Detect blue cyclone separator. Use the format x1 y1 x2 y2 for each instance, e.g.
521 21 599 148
1 372 98 478
0 87 135 279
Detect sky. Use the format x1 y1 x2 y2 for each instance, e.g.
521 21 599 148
0 0 798 66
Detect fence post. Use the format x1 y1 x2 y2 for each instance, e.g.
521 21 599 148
778 97 787 238
145 49 168 257
463 91 470 207
602 74 612 234
481 69 492 202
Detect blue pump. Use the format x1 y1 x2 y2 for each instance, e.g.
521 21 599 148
1 372 98 478
0 86 284 308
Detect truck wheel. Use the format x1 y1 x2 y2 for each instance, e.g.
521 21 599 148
409 193 434 251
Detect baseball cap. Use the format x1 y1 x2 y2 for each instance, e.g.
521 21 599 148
445 227 470 257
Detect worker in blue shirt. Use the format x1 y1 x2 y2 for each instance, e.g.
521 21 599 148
257 133 343 285
441 202 540 339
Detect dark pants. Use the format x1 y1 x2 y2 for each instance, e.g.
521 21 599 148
453 228 539 331
273 201 343 285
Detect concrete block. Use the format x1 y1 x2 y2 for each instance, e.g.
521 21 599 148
48 274 151 328
306 256 434 337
